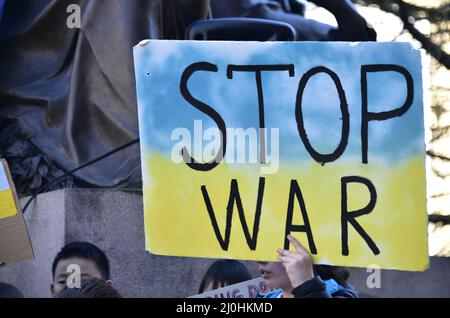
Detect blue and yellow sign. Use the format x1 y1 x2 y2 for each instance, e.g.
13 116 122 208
134 41 428 271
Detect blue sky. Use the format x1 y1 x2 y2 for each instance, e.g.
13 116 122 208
134 41 424 165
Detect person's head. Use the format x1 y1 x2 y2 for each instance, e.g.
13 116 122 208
198 259 252 293
51 242 111 297
56 278 122 298
257 262 292 290
313 265 350 285
0 282 24 298
258 261 351 291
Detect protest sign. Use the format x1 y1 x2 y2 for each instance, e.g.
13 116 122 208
190 277 276 298
0 160 17 219
0 159 33 266
134 41 428 271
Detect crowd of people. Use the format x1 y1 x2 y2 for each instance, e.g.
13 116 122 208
0 235 357 298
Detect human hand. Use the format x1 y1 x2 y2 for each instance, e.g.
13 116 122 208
277 234 314 288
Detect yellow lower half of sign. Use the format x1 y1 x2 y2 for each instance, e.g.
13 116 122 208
0 188 18 219
143 153 428 271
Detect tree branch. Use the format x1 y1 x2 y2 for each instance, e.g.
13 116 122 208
356 0 450 69
397 0 450 69
427 150 450 161
429 214 450 225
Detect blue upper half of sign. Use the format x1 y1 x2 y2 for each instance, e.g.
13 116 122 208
134 41 424 165
0 164 9 191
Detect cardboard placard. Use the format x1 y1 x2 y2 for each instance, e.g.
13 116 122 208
134 41 428 271
190 277 276 298
0 159 34 266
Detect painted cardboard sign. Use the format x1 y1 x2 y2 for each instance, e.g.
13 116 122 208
134 41 428 271
0 159 33 266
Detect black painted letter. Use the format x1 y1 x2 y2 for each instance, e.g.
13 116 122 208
180 62 227 171
284 180 317 254
201 178 265 250
341 176 380 256
227 64 295 163
295 66 349 165
361 64 414 164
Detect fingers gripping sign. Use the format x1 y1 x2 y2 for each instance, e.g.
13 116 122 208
277 235 314 288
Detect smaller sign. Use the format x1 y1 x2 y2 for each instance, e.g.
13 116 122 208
0 159 34 266
190 277 276 298
0 160 17 219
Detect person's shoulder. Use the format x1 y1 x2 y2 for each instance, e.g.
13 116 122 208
323 278 358 298
332 283 358 298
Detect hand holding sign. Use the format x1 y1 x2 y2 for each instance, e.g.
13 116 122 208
277 235 314 288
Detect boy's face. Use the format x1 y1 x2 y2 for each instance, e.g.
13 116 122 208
50 257 104 296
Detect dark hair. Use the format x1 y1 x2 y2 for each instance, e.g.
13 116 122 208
52 242 110 280
313 265 350 285
0 283 24 298
56 278 122 298
198 259 252 293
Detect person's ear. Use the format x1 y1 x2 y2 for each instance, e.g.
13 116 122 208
50 284 56 297
105 280 113 285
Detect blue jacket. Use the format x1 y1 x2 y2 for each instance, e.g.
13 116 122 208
257 276 358 298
